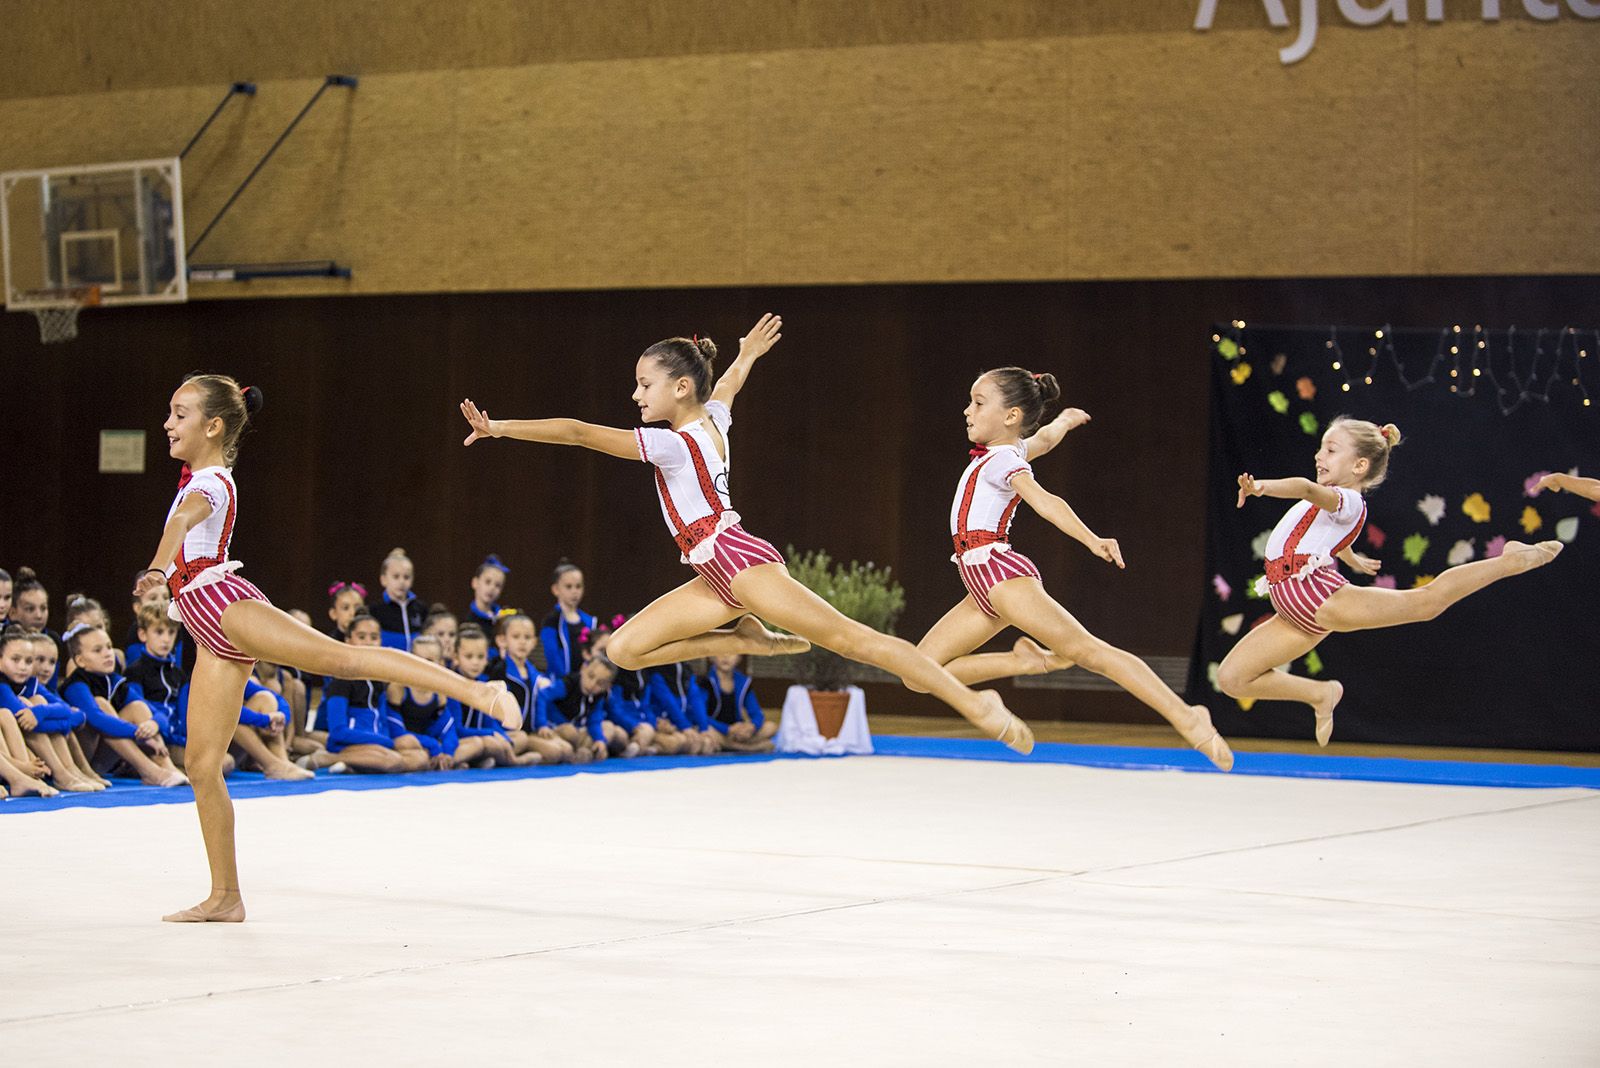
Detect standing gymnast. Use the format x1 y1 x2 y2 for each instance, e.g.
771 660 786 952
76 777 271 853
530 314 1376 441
1218 419 1563 743
134 374 520 924
459 314 1032 750
912 368 1234 770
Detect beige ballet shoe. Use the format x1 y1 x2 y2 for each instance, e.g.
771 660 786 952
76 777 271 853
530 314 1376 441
1013 636 1073 675
1502 540 1564 572
1181 706 1234 772
733 615 811 657
1313 681 1344 748
263 761 315 782
484 681 523 731
997 713 1035 755
162 899 246 924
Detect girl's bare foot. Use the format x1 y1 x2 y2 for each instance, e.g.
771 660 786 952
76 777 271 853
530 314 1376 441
733 615 811 656
1179 705 1234 772
59 778 102 793
1313 680 1344 747
162 892 245 923
1502 540 1563 573
13 776 59 798
149 770 189 788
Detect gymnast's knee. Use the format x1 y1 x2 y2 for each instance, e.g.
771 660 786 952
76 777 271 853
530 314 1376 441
605 634 645 671
1215 659 1253 698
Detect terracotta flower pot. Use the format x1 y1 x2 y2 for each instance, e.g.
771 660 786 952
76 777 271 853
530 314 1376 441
807 689 849 739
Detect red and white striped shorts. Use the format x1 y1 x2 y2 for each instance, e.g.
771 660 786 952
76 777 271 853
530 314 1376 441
1267 566 1347 636
691 524 786 609
956 549 1043 618
175 574 271 664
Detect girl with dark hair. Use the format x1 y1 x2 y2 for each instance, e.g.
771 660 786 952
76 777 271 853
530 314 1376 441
465 555 511 632
540 560 595 679
134 373 519 924
60 623 189 785
913 368 1235 771
460 314 1032 752
694 654 774 753
325 580 367 641
9 568 63 685
0 627 99 791
1220 420 1562 744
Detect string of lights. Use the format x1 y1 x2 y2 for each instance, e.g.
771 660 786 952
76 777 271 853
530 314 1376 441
1212 322 1593 414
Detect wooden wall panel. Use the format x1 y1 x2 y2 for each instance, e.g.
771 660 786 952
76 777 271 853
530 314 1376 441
2 21 1595 290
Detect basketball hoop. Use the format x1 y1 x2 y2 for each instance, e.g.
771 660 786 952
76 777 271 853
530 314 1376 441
25 285 101 343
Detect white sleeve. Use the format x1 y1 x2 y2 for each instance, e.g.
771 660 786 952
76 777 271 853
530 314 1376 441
1329 486 1364 521
984 447 1033 490
704 400 732 436
634 427 689 473
177 472 224 517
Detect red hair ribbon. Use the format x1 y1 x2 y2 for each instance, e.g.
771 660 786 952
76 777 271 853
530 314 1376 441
1032 372 1043 381
328 581 368 599
691 334 699 343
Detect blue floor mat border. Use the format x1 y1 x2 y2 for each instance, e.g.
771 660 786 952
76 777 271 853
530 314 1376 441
3 735 1594 814
870 735 1600 790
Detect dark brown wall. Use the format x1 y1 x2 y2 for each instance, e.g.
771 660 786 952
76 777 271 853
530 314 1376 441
3 275 1593 718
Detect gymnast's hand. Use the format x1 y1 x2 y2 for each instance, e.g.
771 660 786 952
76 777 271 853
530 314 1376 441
459 399 497 446
1346 552 1382 576
133 569 166 599
1236 473 1262 508
1054 407 1091 433
739 313 783 360
1090 537 1125 569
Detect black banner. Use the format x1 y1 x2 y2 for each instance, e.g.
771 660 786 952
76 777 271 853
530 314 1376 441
1187 324 1600 752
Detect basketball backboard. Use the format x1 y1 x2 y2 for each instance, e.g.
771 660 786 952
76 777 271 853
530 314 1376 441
1 157 187 310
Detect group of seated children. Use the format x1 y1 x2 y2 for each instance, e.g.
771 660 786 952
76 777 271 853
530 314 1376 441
299 551 777 777
0 549 777 797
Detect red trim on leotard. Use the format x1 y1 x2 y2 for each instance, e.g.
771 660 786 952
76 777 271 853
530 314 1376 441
652 424 732 554
168 475 237 597
952 454 1017 556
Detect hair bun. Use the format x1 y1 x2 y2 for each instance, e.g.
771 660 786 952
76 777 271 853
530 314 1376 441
241 385 264 416
693 336 718 365
1380 423 1402 447
1033 372 1062 405
16 566 37 582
